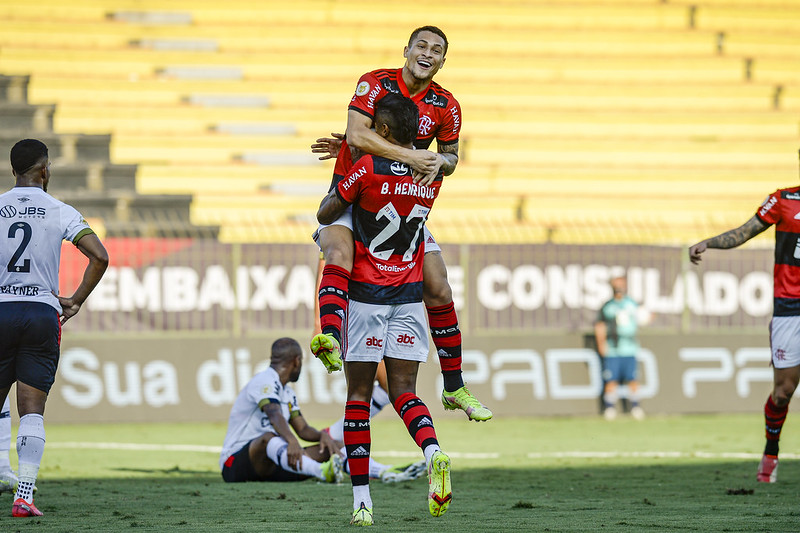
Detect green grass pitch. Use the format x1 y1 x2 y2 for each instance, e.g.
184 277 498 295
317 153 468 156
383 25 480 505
1 413 798 532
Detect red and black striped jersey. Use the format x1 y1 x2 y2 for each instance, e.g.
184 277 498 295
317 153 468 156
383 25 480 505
329 67 461 190
335 154 442 305
755 186 800 316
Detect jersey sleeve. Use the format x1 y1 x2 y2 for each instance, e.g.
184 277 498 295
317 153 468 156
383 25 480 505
349 71 382 120
61 204 94 244
436 95 462 145
248 373 283 409
336 156 372 205
287 387 301 418
756 190 781 225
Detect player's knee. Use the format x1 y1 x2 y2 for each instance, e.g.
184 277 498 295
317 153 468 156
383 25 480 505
322 243 354 271
772 386 795 406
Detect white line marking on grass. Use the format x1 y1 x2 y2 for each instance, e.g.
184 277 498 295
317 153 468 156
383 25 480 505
526 451 800 460
48 443 797 461
50 442 222 453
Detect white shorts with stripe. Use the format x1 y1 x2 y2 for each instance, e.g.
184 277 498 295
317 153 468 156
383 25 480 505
344 300 430 363
313 208 441 254
770 316 800 369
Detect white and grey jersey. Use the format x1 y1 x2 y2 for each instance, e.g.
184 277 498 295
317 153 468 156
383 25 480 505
0 187 93 313
219 367 300 469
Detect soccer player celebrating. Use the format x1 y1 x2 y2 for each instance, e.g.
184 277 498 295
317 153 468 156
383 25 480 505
0 139 109 517
689 185 800 483
310 25 492 422
220 337 343 484
317 94 453 526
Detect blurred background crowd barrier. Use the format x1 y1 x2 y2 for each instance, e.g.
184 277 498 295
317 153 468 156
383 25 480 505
0 0 797 421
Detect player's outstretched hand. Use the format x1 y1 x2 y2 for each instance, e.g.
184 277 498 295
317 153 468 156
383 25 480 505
688 241 708 264
55 293 82 324
311 133 344 160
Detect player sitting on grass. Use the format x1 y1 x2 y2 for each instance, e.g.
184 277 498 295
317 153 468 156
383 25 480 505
220 338 343 484
317 93 452 526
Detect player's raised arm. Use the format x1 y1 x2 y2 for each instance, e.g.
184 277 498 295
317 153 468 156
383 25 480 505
689 215 770 264
311 132 344 161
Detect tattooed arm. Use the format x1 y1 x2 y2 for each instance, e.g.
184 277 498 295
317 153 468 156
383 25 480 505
688 215 770 264
414 141 459 186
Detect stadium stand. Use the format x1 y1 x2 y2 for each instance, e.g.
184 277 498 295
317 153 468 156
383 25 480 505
0 0 797 244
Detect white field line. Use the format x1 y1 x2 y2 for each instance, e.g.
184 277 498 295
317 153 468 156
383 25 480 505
46 442 799 461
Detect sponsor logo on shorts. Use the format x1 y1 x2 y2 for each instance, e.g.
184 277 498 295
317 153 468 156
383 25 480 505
396 333 415 346
366 336 383 349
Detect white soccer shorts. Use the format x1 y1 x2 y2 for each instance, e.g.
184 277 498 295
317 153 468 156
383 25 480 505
344 300 430 363
770 316 800 369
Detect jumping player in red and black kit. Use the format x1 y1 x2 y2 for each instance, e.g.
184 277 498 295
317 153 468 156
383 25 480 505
690 184 800 483
318 93 452 526
311 26 492 422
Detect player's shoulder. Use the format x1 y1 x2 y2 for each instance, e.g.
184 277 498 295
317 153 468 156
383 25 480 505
371 155 411 177
775 185 800 200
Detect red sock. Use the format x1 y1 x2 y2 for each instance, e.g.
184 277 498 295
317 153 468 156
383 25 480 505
427 303 463 390
764 395 788 456
394 392 438 451
344 401 371 487
319 264 350 342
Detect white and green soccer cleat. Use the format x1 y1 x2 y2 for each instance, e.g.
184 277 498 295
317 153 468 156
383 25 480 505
321 454 344 484
311 333 343 373
350 502 373 526
0 470 18 494
441 386 493 421
380 460 426 483
427 450 452 517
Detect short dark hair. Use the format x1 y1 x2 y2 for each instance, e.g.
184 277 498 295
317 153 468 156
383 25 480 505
408 25 448 56
271 337 302 364
375 93 419 145
10 139 48 175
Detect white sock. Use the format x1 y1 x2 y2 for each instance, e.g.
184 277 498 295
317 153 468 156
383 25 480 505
265 437 323 480
327 417 344 442
423 444 441 465
369 458 388 478
16 413 45 503
0 397 12 472
353 485 372 511
370 385 390 417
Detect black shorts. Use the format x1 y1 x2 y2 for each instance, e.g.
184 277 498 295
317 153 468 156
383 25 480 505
0 302 60 393
221 441 308 483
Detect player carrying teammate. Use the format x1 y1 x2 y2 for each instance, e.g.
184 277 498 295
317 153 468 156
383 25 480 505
0 139 109 517
689 185 800 483
317 94 453 526
310 25 492 422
